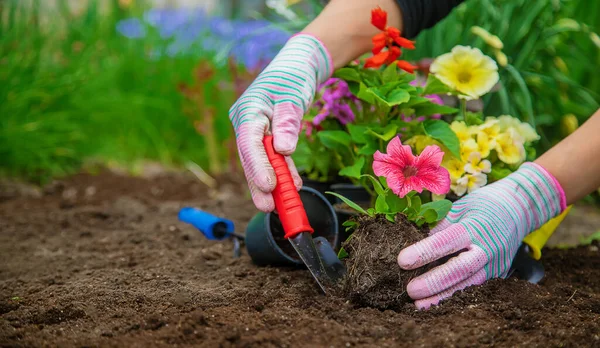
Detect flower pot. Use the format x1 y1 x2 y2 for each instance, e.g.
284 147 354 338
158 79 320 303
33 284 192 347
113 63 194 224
245 186 339 266
329 183 372 204
299 176 337 205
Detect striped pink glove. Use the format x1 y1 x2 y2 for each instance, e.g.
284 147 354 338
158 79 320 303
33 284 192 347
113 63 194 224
229 33 333 212
398 162 566 309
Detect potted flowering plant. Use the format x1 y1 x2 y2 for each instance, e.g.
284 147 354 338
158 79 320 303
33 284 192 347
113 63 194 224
294 6 570 274
293 7 460 207
326 136 454 309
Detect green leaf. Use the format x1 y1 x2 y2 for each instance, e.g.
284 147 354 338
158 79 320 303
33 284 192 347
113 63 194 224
291 140 313 173
339 157 365 179
421 209 439 223
386 89 411 106
419 200 452 222
382 63 398 84
413 102 459 117
375 195 389 213
357 143 378 156
423 120 461 158
360 174 386 196
337 247 348 259
342 220 359 233
359 69 382 87
333 67 362 82
464 111 484 126
347 124 368 144
385 192 408 213
488 166 514 182
366 124 398 141
404 96 433 108
356 83 380 105
367 208 376 216
378 81 406 95
325 191 370 216
317 130 351 151
580 231 600 246
409 195 421 212
423 74 453 95
385 214 396 222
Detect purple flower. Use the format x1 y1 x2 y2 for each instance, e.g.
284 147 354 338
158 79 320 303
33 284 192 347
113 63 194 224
312 78 360 126
116 18 146 39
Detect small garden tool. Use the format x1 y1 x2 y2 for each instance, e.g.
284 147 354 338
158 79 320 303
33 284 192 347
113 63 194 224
508 205 572 283
178 207 245 258
263 135 346 294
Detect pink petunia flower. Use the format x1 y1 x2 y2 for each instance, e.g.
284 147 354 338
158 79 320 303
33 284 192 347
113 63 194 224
373 136 451 198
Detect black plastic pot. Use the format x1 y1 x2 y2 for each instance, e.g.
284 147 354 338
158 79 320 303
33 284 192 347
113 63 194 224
299 176 337 205
245 186 339 266
329 183 372 204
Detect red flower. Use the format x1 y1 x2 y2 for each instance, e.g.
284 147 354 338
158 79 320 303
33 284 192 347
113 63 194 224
371 7 387 31
366 7 416 70
396 60 418 74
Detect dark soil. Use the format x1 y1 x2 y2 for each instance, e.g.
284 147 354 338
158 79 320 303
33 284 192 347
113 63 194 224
1 170 599 347
342 214 430 310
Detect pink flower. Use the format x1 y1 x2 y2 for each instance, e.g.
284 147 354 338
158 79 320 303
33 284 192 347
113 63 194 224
373 136 451 198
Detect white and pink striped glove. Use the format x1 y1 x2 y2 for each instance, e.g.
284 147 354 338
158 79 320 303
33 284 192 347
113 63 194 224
398 162 567 309
229 33 333 212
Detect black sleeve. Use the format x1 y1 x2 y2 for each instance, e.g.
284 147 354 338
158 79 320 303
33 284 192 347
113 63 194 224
395 0 465 39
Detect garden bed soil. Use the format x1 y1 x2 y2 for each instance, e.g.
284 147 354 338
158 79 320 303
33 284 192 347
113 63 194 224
1 170 599 347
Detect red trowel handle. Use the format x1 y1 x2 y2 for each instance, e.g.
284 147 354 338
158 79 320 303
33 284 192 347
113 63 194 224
263 135 314 239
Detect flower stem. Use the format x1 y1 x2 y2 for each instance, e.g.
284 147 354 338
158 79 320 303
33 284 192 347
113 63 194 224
460 98 467 121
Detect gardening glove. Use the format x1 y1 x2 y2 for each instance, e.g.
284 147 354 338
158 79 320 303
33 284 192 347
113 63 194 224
398 162 567 309
229 33 333 212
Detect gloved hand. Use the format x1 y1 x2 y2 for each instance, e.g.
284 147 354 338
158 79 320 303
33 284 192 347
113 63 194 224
398 162 566 309
229 33 332 212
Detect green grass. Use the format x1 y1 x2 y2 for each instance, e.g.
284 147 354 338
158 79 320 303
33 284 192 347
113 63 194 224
0 0 237 183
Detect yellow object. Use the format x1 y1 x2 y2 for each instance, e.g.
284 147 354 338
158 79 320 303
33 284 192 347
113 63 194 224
495 50 508 67
561 114 579 136
523 205 572 260
429 45 499 100
470 26 504 50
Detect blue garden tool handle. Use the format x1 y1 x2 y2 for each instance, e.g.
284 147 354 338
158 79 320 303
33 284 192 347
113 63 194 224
178 207 235 241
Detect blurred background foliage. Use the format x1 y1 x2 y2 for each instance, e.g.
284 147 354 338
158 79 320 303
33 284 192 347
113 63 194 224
0 0 598 185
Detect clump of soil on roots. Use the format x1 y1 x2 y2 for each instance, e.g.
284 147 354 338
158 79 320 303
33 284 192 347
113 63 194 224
342 214 431 310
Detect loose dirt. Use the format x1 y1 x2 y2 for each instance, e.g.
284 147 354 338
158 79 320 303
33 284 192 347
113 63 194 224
1 170 599 347
342 214 430 310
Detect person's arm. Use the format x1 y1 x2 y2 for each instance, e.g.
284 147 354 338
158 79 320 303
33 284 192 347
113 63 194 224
397 108 600 310
535 109 600 204
302 0 464 70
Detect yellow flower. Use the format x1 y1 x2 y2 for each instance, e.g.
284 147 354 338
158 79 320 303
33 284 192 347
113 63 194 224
450 120 474 142
452 172 487 196
460 138 480 162
496 115 540 143
430 45 499 100
475 120 500 157
443 156 466 181
404 135 443 155
495 129 526 165
464 152 492 174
